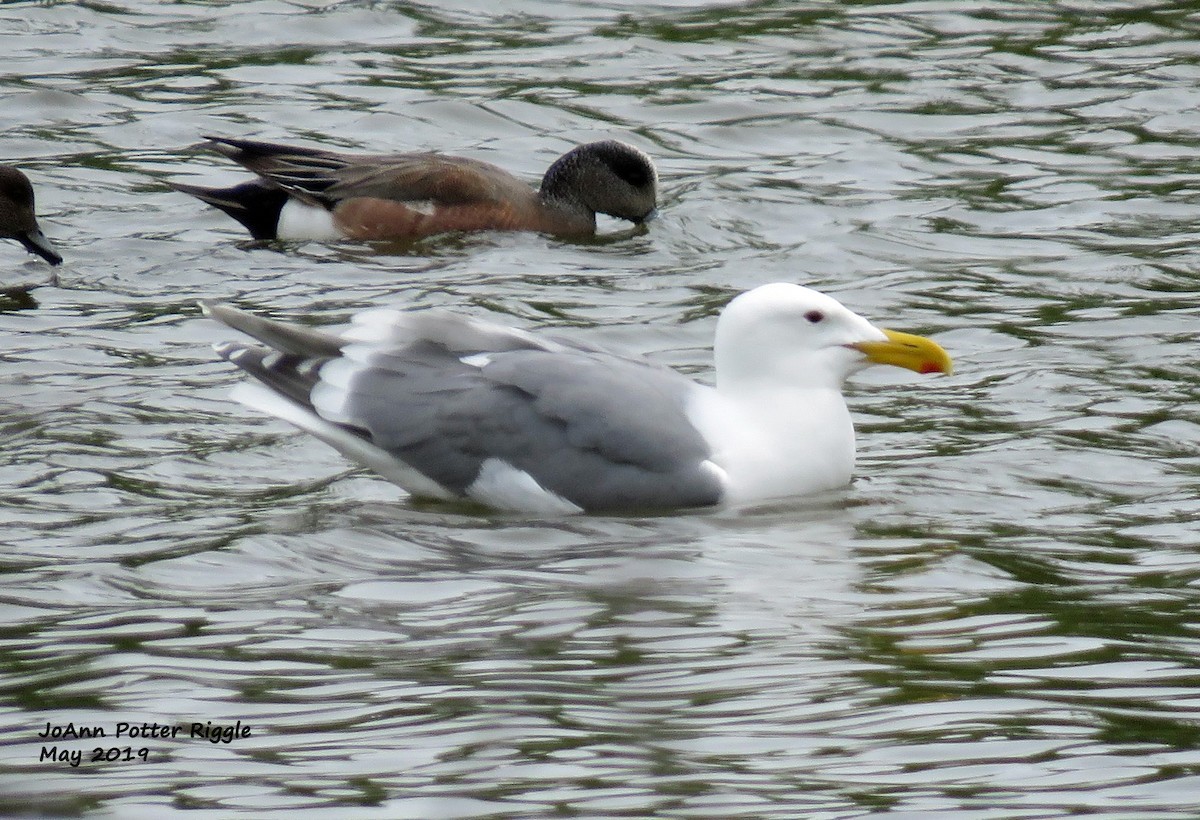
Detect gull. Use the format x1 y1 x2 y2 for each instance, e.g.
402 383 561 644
204 284 951 513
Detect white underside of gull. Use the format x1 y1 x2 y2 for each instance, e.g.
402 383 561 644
465 459 584 514
685 383 856 504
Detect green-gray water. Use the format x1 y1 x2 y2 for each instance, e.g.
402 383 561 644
3 2 1199 817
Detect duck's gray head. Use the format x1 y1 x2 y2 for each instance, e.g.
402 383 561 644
540 140 658 225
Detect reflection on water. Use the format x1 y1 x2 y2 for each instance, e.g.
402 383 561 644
2 1 1200 816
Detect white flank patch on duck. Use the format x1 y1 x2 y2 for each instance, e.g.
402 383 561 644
276 200 342 240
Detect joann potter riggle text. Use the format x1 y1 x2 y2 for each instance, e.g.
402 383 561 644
37 721 254 768
39 721 251 743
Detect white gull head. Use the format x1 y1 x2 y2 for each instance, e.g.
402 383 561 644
713 283 889 394
689 283 950 505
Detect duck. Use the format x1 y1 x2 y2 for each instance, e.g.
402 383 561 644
203 284 951 514
172 136 658 242
0 166 62 266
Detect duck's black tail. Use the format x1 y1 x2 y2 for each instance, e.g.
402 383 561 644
170 179 289 241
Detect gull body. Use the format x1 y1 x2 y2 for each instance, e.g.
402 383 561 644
205 284 951 513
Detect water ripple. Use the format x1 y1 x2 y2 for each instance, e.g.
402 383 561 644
3 1 1200 817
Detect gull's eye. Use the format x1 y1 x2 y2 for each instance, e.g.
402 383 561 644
804 310 825 324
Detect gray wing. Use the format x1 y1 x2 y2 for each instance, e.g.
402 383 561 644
319 345 723 511
207 302 723 511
